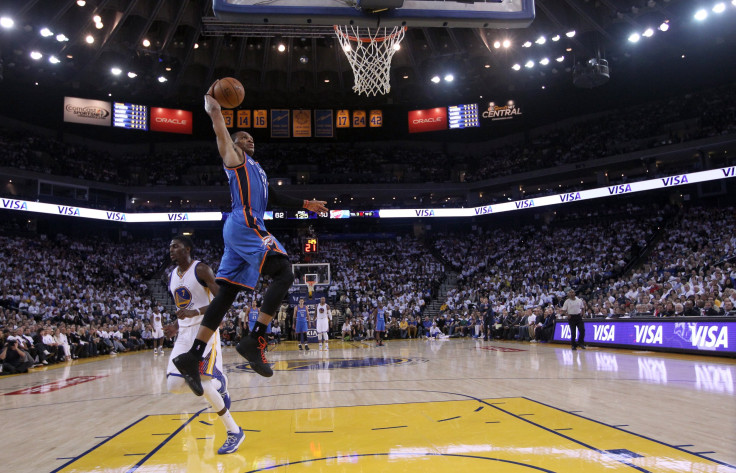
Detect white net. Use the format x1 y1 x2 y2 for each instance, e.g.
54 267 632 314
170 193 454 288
334 25 406 97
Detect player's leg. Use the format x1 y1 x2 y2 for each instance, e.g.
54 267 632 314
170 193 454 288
236 254 293 377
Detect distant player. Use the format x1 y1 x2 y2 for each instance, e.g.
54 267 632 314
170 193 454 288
247 299 271 339
167 235 243 455
372 302 386 346
315 297 331 351
151 307 164 355
294 298 310 350
174 81 328 394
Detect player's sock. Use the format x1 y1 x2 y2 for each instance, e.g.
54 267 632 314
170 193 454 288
219 410 239 433
188 339 207 359
250 321 268 338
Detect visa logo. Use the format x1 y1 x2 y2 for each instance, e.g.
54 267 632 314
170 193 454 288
415 209 435 217
57 206 80 216
474 205 493 215
634 325 663 344
559 192 581 203
515 199 534 209
638 358 667 384
560 325 571 339
168 213 189 221
593 325 615 341
722 167 736 178
2 199 28 210
608 184 632 195
661 174 689 187
106 212 126 221
692 326 728 349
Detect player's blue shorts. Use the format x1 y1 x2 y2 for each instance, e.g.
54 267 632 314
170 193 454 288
295 319 308 333
216 218 287 289
375 318 386 332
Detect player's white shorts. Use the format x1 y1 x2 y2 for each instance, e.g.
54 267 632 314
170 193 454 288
316 319 329 334
152 328 164 339
167 325 223 379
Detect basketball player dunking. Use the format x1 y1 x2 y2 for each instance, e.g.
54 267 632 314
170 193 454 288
167 235 243 454
173 81 328 397
372 302 387 346
315 297 331 351
294 298 310 350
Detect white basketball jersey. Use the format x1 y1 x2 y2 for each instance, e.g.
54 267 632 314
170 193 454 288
169 261 213 328
316 303 329 321
151 313 163 331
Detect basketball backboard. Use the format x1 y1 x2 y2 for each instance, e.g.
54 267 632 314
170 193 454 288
213 0 535 29
292 263 331 289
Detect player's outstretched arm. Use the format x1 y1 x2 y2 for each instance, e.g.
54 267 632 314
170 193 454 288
204 81 241 167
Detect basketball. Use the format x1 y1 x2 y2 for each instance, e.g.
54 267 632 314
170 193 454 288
212 77 245 108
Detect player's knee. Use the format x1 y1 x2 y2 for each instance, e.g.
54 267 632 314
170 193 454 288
167 375 189 394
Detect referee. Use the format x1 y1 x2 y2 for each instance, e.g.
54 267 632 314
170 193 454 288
562 289 586 350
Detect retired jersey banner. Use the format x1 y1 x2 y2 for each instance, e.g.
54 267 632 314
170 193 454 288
292 109 312 138
315 110 334 137
369 110 383 128
253 109 267 128
63 97 112 127
271 109 290 138
352 110 367 128
150 107 193 134
408 107 447 133
222 110 234 128
336 109 350 128
237 110 251 128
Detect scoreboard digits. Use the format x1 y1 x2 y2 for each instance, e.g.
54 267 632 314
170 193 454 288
448 103 480 129
302 237 319 254
113 102 148 130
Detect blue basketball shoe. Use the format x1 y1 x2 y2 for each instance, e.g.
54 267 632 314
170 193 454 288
217 427 245 455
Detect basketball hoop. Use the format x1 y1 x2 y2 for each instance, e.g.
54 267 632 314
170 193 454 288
306 280 317 298
334 25 406 97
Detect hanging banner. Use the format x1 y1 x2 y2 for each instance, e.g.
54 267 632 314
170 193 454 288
293 109 312 138
352 110 367 128
315 110 334 138
481 100 523 122
408 107 447 133
222 110 234 128
150 107 193 134
271 109 290 138
336 109 350 128
237 110 251 128
369 110 383 128
63 97 112 127
254 109 267 128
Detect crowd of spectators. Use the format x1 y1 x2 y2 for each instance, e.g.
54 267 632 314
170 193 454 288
2 83 734 190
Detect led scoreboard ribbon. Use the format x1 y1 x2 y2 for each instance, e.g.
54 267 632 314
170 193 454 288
448 103 480 129
2 167 735 222
113 102 148 130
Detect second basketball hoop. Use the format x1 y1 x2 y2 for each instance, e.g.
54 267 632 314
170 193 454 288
334 25 406 97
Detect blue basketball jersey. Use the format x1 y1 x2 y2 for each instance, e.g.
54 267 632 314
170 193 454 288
377 309 385 320
224 151 270 232
296 307 308 323
248 308 260 330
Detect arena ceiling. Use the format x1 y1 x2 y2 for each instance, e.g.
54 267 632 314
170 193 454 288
0 0 734 111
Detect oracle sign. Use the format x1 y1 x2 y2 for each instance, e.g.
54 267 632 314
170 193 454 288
408 107 447 133
150 107 193 134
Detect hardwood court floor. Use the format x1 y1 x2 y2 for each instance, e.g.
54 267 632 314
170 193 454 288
1 338 735 473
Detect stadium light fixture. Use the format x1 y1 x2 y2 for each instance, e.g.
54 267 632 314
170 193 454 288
551 35 560 42
556 55 565 62
111 67 121 75
30 51 42 60
502 39 511 48
566 30 576 38
277 43 286 52
525 60 534 68
158 76 167 83
642 28 654 37
0 16 13 29
127 71 137 78
77 0 86 6
535 36 546 45
142 39 150 47
539 57 550 65
49 56 60 64
522 41 532 48
56 33 69 42
430 75 440 83
628 33 641 43
493 41 501 48
95 21 103 29
659 22 670 31
444 74 454 82
694 9 708 21
85 35 94 44
93 15 101 23
40 27 53 37
512 63 521 70
712 3 726 13
393 43 400 51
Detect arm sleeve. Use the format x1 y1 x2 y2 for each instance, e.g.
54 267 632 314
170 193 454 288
268 185 305 209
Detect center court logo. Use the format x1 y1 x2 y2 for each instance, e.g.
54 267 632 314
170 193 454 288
229 357 427 373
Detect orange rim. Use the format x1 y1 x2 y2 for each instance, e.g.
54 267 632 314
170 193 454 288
333 25 407 43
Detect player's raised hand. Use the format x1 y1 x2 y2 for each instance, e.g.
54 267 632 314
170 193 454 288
304 200 328 213
204 81 221 115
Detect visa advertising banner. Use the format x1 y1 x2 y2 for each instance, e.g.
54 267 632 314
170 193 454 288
150 107 193 134
553 320 735 355
408 107 447 133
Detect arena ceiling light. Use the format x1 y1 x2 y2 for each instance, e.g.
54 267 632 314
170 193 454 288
277 43 286 52
713 2 726 13
659 22 670 31
522 41 532 48
566 30 576 38
628 32 641 43
85 34 94 44
444 74 454 82
694 9 708 20
556 55 565 62
511 63 521 70
535 36 546 45
0 16 13 29
551 35 560 42
40 27 53 37
502 39 511 48
127 71 137 78
430 75 440 83
642 28 654 37
142 39 150 47
77 0 86 6
49 55 60 64
493 40 501 48
30 51 42 60
95 21 103 29
92 15 101 23
158 75 167 83
539 57 550 65
110 67 122 75
525 60 534 68
56 33 69 42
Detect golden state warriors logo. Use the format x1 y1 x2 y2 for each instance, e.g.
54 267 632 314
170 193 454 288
173 286 192 309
